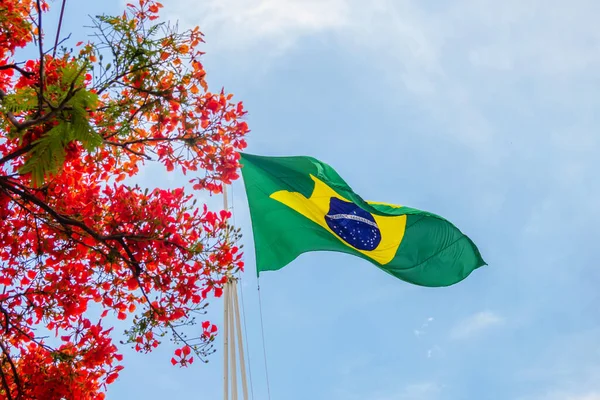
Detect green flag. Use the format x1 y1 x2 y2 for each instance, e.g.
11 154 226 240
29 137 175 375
239 152 486 287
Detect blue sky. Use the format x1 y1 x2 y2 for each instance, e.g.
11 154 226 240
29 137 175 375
50 0 600 399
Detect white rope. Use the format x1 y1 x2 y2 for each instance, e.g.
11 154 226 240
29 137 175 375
257 280 272 400
237 271 255 400
233 280 249 399
229 283 238 400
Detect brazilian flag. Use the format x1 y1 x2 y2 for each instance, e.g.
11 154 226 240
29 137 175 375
239 153 486 287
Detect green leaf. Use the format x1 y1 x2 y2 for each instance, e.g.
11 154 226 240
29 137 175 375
0 88 38 115
67 90 103 151
18 85 103 185
19 123 68 186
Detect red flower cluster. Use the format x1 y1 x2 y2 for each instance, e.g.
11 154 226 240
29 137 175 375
0 0 248 398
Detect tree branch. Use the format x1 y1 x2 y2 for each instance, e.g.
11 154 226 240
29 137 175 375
0 365 13 400
0 144 34 167
0 65 33 77
36 0 45 118
0 178 150 277
0 65 85 132
0 341 21 399
116 237 141 277
0 89 26 130
114 81 172 97
105 140 152 160
0 305 9 334
96 63 160 95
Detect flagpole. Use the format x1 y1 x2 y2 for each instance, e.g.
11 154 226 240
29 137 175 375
222 184 249 400
223 281 229 400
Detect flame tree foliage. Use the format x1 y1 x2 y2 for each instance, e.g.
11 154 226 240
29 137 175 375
0 0 248 398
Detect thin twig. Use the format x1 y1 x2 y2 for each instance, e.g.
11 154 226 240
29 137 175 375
52 0 67 58
45 33 71 57
36 0 45 118
105 141 152 160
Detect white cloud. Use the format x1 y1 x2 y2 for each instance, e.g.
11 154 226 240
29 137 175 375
163 0 349 54
426 345 441 359
442 0 600 76
163 0 600 108
170 0 600 90
414 316 435 337
164 0 600 161
450 311 504 340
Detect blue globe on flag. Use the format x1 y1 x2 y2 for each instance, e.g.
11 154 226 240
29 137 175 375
325 197 382 251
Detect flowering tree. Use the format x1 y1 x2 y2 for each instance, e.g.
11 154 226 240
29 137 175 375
0 0 248 398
